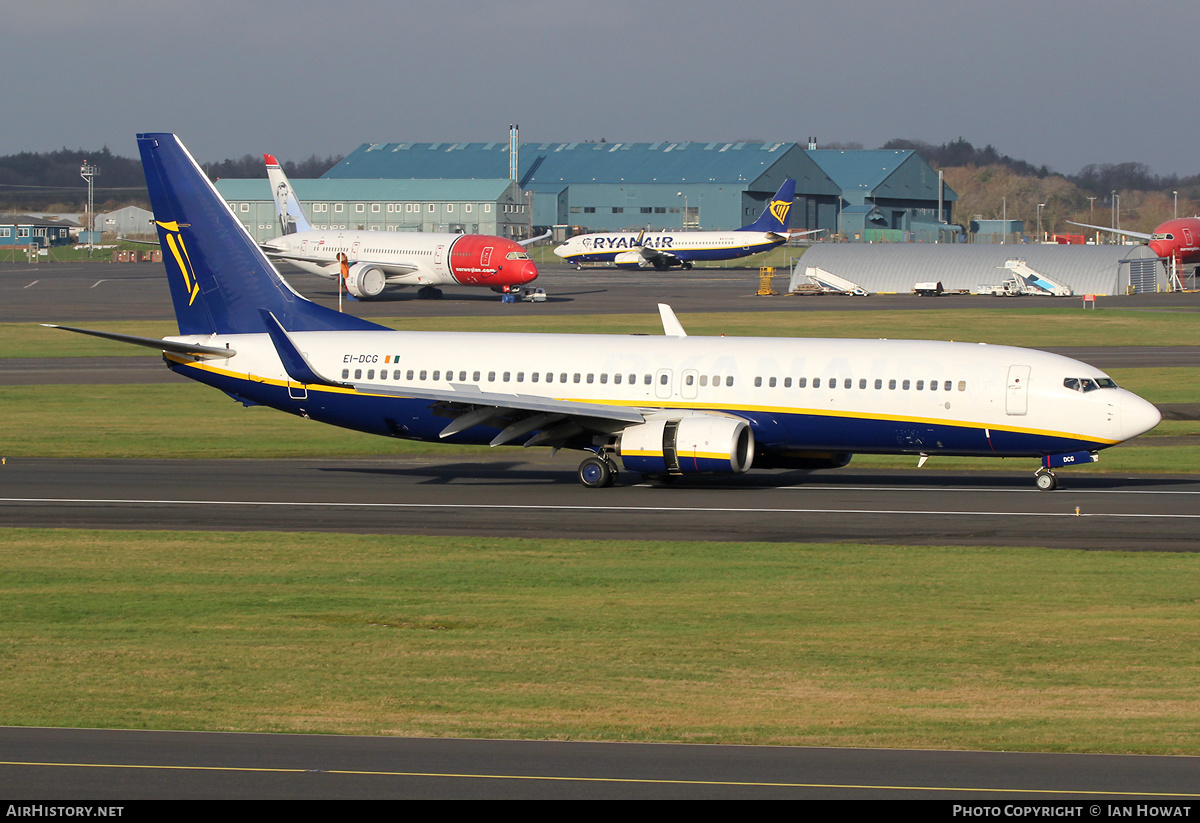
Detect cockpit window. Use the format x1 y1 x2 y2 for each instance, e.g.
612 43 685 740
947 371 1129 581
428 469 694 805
506 251 530 260
1064 377 1118 392
1151 233 1174 241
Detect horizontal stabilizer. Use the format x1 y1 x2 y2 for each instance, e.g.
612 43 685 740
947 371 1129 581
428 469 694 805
41 324 236 358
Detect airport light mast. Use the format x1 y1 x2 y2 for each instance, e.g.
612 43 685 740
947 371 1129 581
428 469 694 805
80 161 97 257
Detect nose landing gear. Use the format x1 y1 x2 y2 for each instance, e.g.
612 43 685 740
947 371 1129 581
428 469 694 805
1035 468 1058 491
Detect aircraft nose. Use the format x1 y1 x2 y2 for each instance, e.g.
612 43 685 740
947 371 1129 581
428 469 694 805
517 260 538 283
553 243 570 258
1120 392 1162 440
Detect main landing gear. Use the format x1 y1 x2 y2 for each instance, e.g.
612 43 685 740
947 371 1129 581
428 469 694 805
417 286 443 299
578 454 619 488
1035 468 1058 491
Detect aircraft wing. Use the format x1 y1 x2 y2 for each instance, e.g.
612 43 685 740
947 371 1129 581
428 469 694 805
1066 221 1153 241
259 311 644 447
518 229 552 247
638 245 682 267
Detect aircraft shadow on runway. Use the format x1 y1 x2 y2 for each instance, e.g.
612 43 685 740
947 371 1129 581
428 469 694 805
314 463 1200 491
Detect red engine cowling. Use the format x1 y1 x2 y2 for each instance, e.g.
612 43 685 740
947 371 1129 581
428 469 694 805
344 263 387 298
618 416 755 476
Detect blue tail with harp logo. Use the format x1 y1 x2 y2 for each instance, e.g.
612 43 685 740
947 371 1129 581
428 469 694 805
137 133 386 336
738 178 796 233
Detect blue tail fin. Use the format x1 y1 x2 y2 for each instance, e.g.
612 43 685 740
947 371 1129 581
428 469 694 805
137 133 385 336
739 178 796 233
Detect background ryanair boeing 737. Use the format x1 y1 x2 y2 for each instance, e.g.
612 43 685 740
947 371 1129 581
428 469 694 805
554 179 819 270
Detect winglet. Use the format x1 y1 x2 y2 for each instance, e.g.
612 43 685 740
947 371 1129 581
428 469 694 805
658 304 687 337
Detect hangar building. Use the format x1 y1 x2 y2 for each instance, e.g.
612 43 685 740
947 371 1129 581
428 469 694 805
214 141 958 242
319 141 957 237
214 178 529 244
791 244 1168 296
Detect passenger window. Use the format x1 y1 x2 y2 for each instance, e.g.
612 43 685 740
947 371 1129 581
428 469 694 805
407 370 414 380
944 381 952 392
875 379 882 389
798 377 807 388
814 378 821 388
930 380 938 391
419 370 427 380
615 374 623 385
561 373 568 383
844 378 851 389
342 369 349 379
473 371 480 381
459 371 467 381
659 374 668 385
903 380 910 390
958 381 966 391
784 377 792 388
769 377 777 388
517 372 524 382
488 371 496 382
574 373 581 383
432 371 440 381
726 376 733 387
503 372 511 382
644 375 652 385
532 373 539 382
755 377 763 387
889 379 896 390
587 374 594 384
545 373 553 383
916 380 924 390
601 373 608 384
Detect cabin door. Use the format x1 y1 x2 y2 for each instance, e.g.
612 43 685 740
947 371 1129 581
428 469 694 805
1006 365 1030 415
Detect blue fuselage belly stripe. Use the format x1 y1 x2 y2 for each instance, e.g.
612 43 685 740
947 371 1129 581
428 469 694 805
174 363 1107 457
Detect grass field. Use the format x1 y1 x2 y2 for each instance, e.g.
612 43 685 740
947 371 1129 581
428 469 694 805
4 306 1198 753
3 529 1198 752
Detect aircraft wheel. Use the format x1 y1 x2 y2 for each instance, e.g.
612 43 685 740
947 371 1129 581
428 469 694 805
1035 471 1057 491
683 262 693 270
578 456 613 488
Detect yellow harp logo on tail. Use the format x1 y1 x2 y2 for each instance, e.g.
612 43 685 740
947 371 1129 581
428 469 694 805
156 220 200 306
769 198 791 225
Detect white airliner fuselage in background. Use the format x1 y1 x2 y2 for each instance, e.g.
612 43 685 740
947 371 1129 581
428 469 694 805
554 179 814 270
258 154 538 299
46 135 1161 491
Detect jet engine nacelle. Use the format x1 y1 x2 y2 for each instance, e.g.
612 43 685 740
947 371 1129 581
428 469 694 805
618 416 755 476
613 250 649 268
344 263 387 298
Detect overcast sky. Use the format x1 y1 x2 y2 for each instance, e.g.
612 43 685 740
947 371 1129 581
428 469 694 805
5 0 1194 177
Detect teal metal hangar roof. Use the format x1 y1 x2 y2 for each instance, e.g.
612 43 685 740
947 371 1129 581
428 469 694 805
215 178 515 201
807 149 957 202
323 141 804 186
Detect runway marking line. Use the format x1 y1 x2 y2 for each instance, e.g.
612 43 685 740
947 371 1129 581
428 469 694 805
2 497 1200 519
1 760 1197 797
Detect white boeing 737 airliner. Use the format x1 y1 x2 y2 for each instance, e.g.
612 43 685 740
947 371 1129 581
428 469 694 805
46 134 1161 490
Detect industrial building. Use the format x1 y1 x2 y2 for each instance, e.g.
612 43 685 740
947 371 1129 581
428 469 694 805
214 178 529 244
790 244 1169 296
0 214 76 246
215 137 958 243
